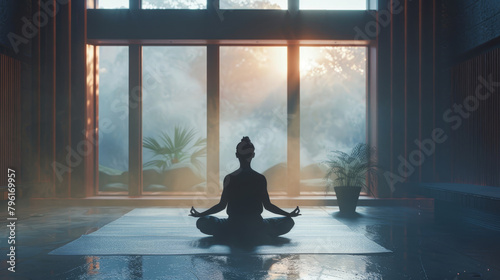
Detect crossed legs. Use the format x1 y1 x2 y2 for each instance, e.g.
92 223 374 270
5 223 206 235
196 216 295 237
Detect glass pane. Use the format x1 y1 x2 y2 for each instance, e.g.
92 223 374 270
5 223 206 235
300 0 367 10
98 46 129 192
97 0 129 9
220 47 287 192
87 0 96 9
142 0 206 9
300 47 367 193
142 47 207 193
221 0 287 9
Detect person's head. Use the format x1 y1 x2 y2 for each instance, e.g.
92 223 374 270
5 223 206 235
235 136 255 162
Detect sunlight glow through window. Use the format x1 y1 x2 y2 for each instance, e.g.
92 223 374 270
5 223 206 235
220 0 288 10
300 47 367 192
220 47 288 190
142 0 206 9
97 0 129 9
300 0 367 10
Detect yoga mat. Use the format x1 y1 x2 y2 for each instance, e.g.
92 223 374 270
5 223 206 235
49 208 391 255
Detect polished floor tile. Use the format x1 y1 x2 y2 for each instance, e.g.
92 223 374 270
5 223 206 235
1 201 499 279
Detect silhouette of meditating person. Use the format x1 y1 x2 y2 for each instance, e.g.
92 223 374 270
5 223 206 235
189 136 300 238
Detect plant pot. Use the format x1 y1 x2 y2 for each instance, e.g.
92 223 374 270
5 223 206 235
334 186 362 213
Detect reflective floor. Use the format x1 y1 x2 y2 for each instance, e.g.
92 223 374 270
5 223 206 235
1 201 499 280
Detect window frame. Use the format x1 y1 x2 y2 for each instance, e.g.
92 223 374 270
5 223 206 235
90 0 376 197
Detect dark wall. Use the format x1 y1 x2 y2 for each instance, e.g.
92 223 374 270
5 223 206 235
0 0 33 58
449 48 500 187
440 0 500 187
0 0 21 53
0 0 31 193
0 54 21 189
374 0 500 197
12 0 93 198
375 0 442 197
439 0 500 60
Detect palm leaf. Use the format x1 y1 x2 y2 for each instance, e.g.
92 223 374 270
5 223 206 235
174 126 195 151
159 132 176 152
142 125 207 173
193 137 206 147
143 137 163 156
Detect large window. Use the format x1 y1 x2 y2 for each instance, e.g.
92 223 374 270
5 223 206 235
91 1 372 196
220 47 288 192
300 47 367 193
98 46 129 192
96 45 367 196
142 47 207 193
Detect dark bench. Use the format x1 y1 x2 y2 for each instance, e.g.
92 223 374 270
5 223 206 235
419 183 500 231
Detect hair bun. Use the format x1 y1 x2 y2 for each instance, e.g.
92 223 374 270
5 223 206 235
241 136 251 143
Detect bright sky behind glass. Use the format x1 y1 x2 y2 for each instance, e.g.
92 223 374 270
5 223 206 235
97 0 367 10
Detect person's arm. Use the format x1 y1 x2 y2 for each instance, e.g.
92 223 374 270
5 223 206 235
261 176 301 217
189 176 229 217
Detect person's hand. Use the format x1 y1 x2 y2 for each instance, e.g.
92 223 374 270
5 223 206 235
288 206 301 217
189 207 202 217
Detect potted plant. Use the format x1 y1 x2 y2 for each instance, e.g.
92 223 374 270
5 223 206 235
324 143 378 213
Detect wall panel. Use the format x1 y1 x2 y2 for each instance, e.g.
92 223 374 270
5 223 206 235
0 54 22 189
450 48 500 187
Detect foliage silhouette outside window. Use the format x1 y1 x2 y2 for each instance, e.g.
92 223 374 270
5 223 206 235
142 46 207 193
299 47 366 193
143 126 207 173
